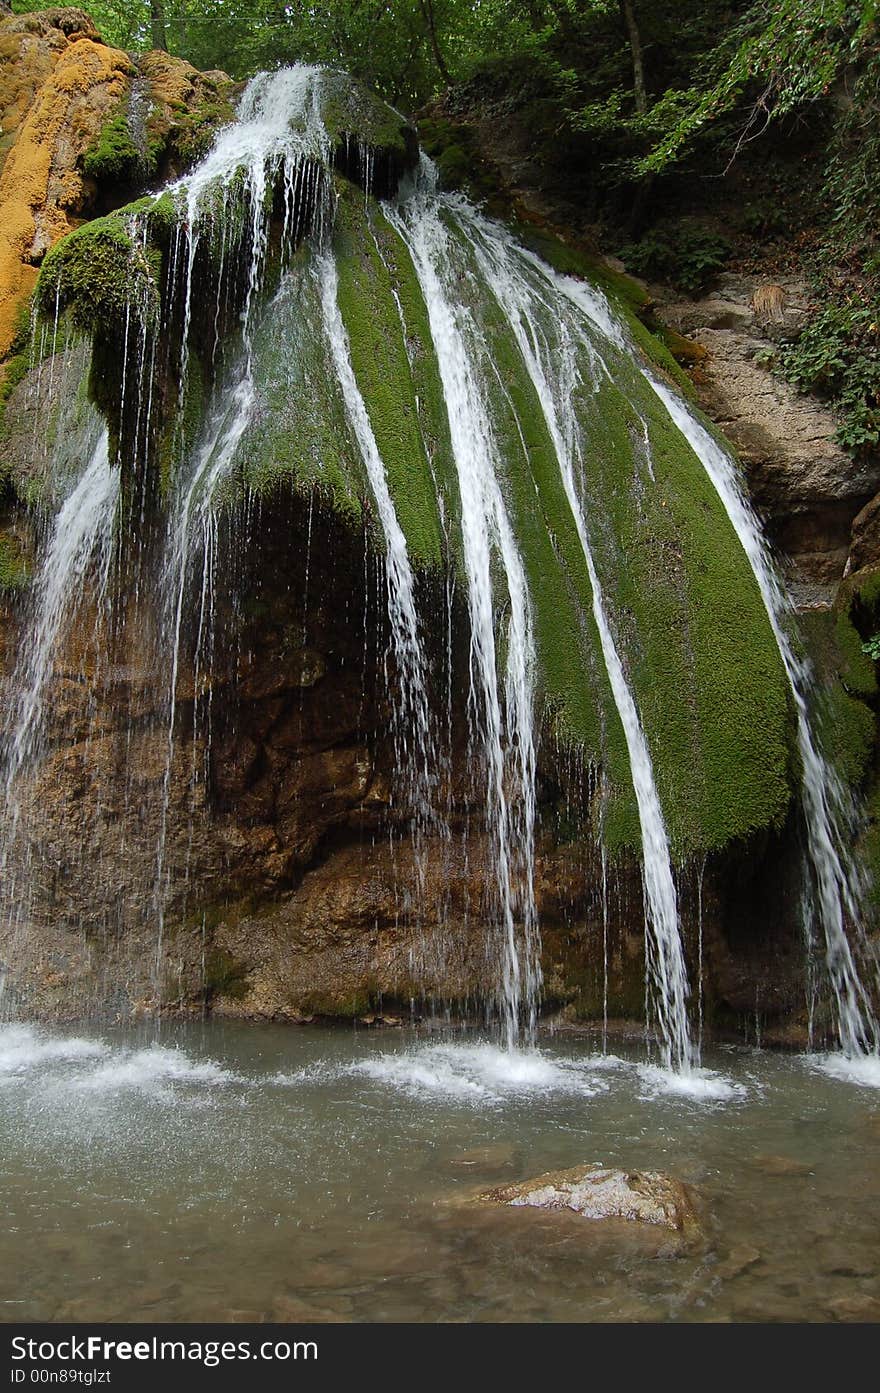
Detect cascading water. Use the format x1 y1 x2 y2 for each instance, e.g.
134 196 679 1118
317 250 435 843
2 433 118 803
147 67 335 971
3 60 876 1080
384 170 541 1050
444 193 693 1072
647 381 880 1061
0 432 119 1004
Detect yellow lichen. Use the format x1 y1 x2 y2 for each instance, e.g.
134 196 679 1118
0 18 132 356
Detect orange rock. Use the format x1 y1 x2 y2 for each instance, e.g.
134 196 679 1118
0 12 132 355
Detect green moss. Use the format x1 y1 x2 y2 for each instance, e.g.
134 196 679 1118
447 226 638 844
169 99 235 166
436 144 471 190
512 223 696 397
417 116 466 157
320 72 412 163
625 314 696 398
441 217 792 856
858 779 880 911
0 530 29 591
583 359 793 855
240 243 366 522
37 210 162 337
370 208 461 537
334 190 446 567
0 352 29 441
204 947 249 1001
800 607 877 789
84 110 156 186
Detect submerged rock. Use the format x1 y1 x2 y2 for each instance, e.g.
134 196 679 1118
749 1153 812 1178
476 1164 703 1239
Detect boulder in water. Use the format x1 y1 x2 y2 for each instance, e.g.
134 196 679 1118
477 1164 703 1239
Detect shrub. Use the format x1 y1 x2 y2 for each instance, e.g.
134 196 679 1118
620 221 731 294
778 300 880 453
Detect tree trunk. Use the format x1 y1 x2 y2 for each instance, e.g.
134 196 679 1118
619 0 647 114
419 0 452 85
150 0 168 53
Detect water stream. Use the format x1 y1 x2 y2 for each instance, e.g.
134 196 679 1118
648 382 880 1063
385 172 541 1050
447 193 693 1072
2 1019 878 1324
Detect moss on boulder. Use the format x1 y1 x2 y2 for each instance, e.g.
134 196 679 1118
333 187 446 568
37 207 162 335
321 70 417 196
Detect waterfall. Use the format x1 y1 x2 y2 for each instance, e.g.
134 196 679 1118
3 434 118 807
384 169 541 1049
317 250 435 838
0 433 119 1003
648 381 880 1059
6 61 874 1066
147 69 334 969
442 195 693 1072
169 64 333 378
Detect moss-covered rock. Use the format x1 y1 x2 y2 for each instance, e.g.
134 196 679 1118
83 108 154 186
36 205 163 336
333 187 448 567
321 70 417 196
512 223 696 399
24 68 798 870
0 526 29 591
137 48 236 178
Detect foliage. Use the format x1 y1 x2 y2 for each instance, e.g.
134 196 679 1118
12 0 496 108
862 632 880 659
641 0 879 175
620 222 731 293
778 298 880 452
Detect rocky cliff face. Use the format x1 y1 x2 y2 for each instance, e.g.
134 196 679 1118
0 481 810 1038
651 274 880 591
0 11 873 1048
0 8 234 361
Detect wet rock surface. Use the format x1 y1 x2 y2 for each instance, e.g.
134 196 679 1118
475 1164 704 1240
0 479 811 1032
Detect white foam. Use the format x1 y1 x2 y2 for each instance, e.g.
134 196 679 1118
0 1024 242 1102
347 1042 609 1103
636 1062 744 1103
0 1023 108 1076
266 1061 340 1087
72 1044 240 1094
806 1051 880 1089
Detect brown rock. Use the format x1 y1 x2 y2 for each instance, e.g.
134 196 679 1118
0 12 133 354
750 1153 812 1177
827 1293 880 1322
475 1164 704 1239
655 274 880 584
849 497 880 574
716 1245 761 1280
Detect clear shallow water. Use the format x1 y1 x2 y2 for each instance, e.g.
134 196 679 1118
1 1021 879 1323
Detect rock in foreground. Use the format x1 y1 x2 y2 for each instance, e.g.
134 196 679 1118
478 1164 702 1239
